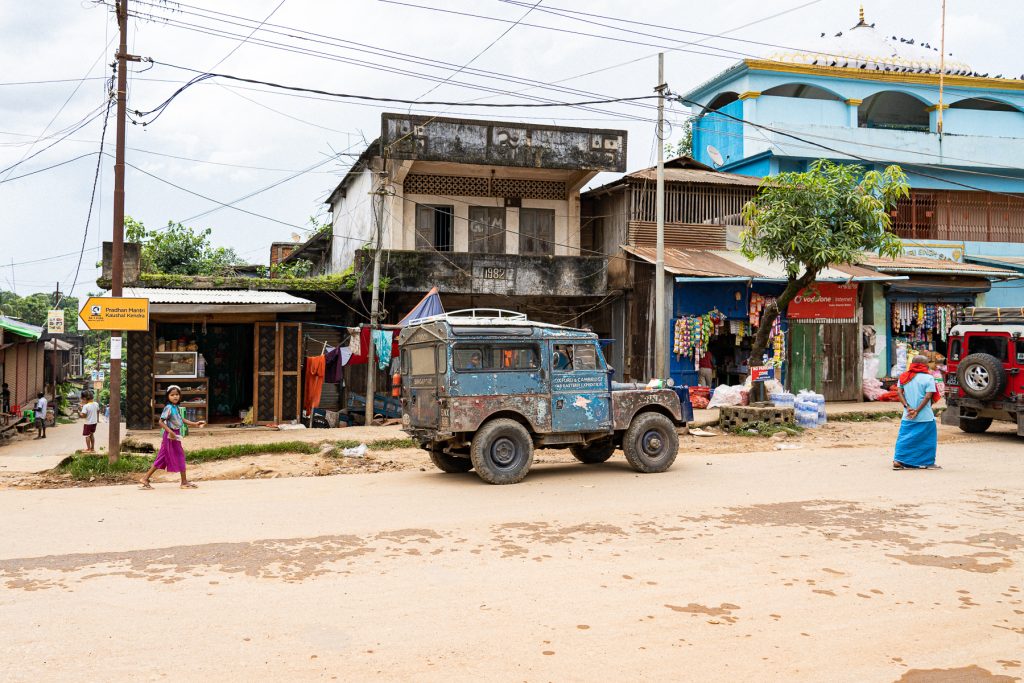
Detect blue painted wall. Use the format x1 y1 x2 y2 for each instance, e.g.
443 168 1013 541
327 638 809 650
692 99 744 168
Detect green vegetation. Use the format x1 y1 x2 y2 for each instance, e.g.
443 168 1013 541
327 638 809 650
741 159 910 360
730 422 804 437
126 216 246 276
58 437 419 480
125 272 356 293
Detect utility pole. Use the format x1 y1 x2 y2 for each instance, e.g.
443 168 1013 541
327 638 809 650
364 167 387 426
51 282 59 400
937 0 947 137
654 52 667 380
108 0 139 463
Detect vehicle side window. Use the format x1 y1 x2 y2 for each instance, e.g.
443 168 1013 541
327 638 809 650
409 346 436 375
455 346 539 371
436 346 447 373
967 336 1008 361
455 348 485 371
401 350 410 375
948 338 961 362
553 343 601 371
572 344 599 370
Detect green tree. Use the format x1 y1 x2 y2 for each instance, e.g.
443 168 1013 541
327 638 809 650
127 216 245 275
740 159 909 361
665 114 696 159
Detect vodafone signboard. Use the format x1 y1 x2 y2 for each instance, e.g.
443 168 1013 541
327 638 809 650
788 283 858 320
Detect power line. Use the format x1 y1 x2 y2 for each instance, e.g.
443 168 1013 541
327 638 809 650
413 0 543 103
133 61 659 123
0 247 104 270
67 93 115 300
209 0 288 71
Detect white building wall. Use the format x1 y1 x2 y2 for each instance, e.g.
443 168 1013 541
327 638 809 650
330 168 377 274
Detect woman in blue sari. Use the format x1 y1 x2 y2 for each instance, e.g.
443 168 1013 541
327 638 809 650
893 354 940 470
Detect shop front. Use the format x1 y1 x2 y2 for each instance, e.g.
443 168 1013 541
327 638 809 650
119 289 316 429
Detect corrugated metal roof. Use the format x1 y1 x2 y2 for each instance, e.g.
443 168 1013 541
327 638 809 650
112 288 316 305
860 255 1018 278
0 315 43 340
626 168 763 186
963 254 1024 271
623 246 889 282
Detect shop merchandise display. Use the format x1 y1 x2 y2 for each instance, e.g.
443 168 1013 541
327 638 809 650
891 302 964 342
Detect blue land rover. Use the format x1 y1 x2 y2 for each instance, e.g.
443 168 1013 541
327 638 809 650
397 310 686 484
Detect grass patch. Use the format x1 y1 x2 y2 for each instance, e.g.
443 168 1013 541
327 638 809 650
334 437 417 452
829 410 902 422
60 454 152 480
57 437 418 480
731 422 803 437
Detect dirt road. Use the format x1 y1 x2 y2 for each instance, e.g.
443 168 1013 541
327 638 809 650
1 428 1022 681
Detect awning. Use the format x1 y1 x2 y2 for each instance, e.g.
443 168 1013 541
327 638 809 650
0 315 43 340
623 246 896 283
860 254 1018 279
887 276 991 296
110 288 316 314
44 338 75 351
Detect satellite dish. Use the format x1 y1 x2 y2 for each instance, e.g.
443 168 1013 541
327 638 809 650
706 145 725 168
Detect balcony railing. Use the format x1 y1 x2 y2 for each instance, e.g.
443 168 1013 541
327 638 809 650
892 190 1024 243
354 249 607 297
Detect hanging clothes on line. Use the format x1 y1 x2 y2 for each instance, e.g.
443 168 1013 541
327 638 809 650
324 346 343 383
372 329 393 370
303 355 326 413
347 327 371 365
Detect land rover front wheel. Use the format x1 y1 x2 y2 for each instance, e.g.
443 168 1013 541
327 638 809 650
428 450 474 473
956 353 1006 401
470 419 534 485
622 412 678 474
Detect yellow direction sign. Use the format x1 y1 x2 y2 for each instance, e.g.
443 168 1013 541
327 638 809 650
78 296 150 331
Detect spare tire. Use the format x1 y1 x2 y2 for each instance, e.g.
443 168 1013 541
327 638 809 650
956 353 1006 401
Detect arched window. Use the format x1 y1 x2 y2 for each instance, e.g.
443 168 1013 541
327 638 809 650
858 91 929 131
949 97 1019 113
704 91 739 114
762 83 842 101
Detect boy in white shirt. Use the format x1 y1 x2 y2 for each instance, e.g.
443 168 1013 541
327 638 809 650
80 392 100 453
34 393 48 439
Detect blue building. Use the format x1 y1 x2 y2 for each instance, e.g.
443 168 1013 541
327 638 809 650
681 8 1024 375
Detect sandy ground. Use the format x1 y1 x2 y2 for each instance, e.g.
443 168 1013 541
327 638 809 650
0 420 1022 681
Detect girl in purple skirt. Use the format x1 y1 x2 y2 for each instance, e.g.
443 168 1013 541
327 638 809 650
140 385 206 489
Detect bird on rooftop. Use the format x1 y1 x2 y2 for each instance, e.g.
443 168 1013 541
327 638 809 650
908 38 915 44
835 31 843 37
996 74 1003 79
820 32 826 37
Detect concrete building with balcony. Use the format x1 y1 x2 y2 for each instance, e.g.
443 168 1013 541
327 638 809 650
323 113 627 328
681 8 1024 307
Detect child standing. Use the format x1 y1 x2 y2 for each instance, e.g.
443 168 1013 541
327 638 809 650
80 392 99 452
34 393 48 439
140 385 205 490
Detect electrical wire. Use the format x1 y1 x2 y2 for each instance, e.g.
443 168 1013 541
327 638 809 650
66 90 115 301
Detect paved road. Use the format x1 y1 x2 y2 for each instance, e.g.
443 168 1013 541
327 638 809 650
1 434 1021 681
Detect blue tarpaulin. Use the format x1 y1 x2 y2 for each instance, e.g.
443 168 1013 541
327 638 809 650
398 287 444 326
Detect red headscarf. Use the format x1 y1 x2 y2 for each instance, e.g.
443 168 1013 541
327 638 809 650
899 362 941 404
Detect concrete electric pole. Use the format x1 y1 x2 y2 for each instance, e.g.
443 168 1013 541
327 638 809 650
108 0 139 462
364 169 387 427
654 53 667 380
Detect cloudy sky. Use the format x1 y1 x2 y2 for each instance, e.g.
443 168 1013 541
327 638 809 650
2 0 1021 296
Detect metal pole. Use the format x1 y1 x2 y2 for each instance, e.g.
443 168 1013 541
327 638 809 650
365 169 385 426
108 0 130 462
654 53 667 380
937 0 947 137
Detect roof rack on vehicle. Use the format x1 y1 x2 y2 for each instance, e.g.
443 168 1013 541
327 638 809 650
956 307 1024 325
408 308 530 325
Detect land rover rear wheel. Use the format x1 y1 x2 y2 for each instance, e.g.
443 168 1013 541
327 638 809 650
570 439 615 464
958 416 993 434
470 418 534 485
622 412 678 474
428 450 474 473
956 353 1006 401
